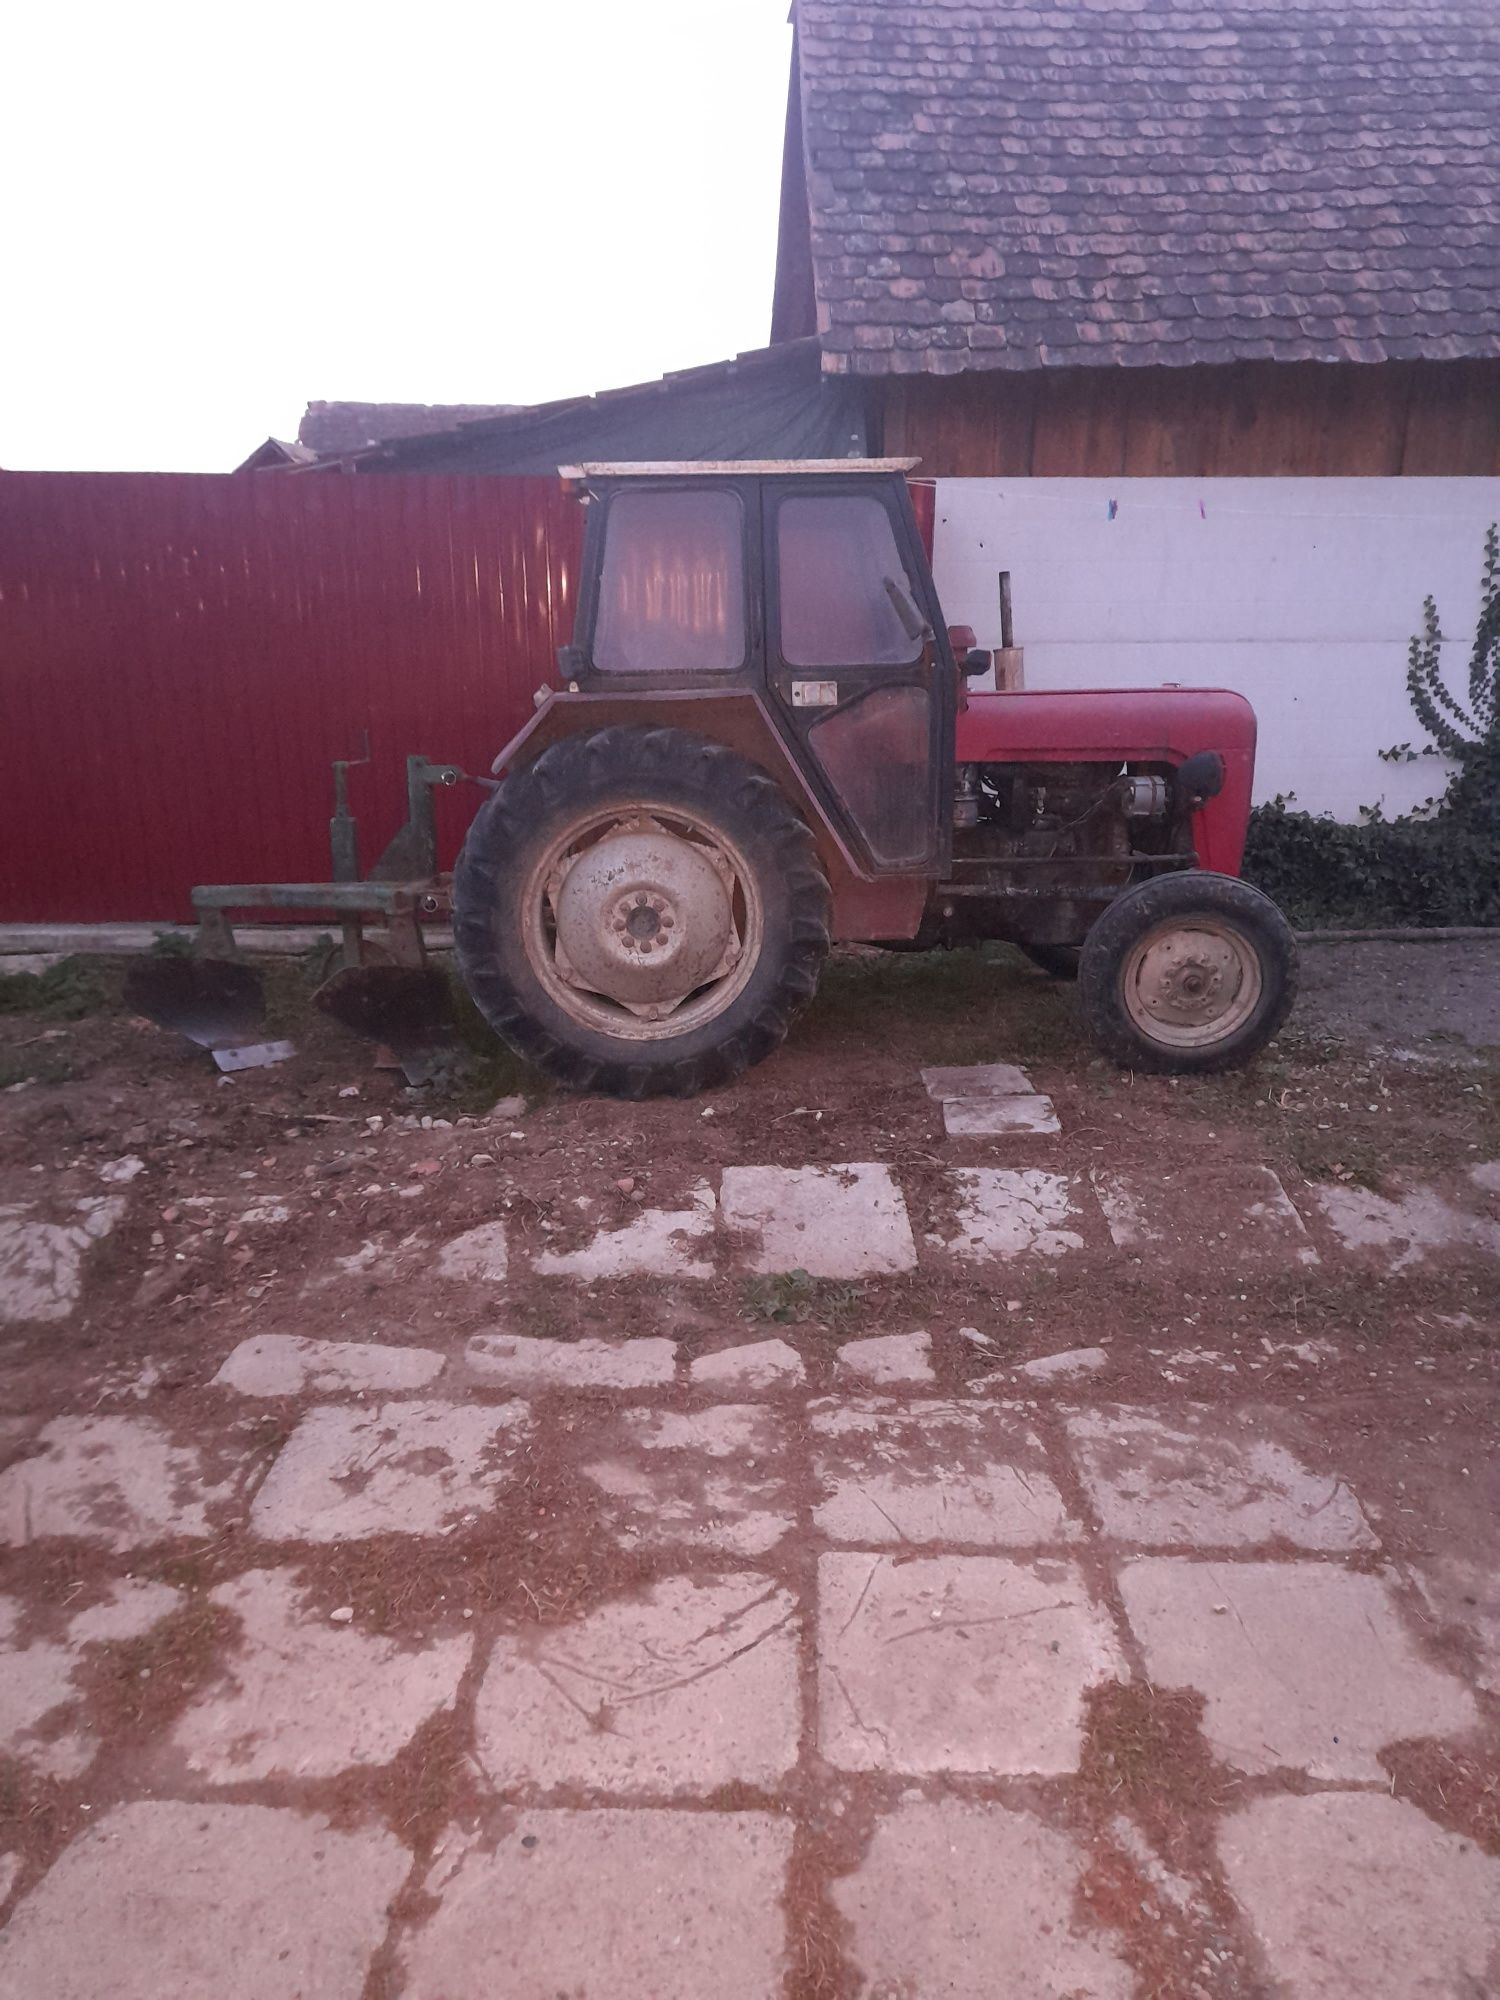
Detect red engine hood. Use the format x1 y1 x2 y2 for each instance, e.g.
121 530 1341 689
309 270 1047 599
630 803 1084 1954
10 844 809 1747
955 687 1257 876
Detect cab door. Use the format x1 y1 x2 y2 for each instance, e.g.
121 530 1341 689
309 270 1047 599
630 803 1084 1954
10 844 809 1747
762 477 953 876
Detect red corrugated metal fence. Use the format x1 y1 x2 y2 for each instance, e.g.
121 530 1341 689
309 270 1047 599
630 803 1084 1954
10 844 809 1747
0 473 582 922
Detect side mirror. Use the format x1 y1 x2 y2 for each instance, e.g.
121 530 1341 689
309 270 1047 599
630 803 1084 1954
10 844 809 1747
947 624 977 654
963 647 993 678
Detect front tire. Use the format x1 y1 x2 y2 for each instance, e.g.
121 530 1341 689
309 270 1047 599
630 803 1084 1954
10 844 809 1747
453 727 831 1098
1078 872 1296 1073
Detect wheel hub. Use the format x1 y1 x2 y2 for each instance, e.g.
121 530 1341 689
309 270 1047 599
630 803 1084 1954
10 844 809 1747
551 824 738 1019
1123 919 1262 1047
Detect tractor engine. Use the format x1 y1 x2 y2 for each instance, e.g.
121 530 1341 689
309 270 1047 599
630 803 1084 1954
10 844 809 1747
930 759 1184 950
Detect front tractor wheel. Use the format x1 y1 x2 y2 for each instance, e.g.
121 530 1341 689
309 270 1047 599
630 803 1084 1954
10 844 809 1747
453 727 832 1098
1077 872 1297 1074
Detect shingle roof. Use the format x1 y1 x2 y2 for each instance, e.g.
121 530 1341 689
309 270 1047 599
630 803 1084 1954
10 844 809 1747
788 0 1500 373
297 402 522 456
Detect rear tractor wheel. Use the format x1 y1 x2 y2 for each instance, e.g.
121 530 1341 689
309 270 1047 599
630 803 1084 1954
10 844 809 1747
1077 872 1296 1073
453 727 832 1097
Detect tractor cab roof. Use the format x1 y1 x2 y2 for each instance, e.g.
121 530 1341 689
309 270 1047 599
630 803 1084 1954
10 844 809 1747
558 459 921 480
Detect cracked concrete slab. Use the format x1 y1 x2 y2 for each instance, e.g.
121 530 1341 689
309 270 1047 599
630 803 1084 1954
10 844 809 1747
169 1568 471 1781
0 1195 125 1326
720 1164 916 1277
834 1330 935 1388
1064 1406 1377 1550
0 1801 408 1999
434 1219 508 1283
213 1334 444 1397
1312 1181 1500 1270
465 1333 675 1392
817 1551 1124 1775
1093 1165 1318 1264
0 1415 240 1550
1218 1793 1500 2000
401 1810 790 2000
531 1182 716 1279
581 1405 794 1556
474 1573 798 1796
1 1580 182 1777
250 1399 531 1541
1120 1559 1477 1779
1409 1555 1500 1694
833 1800 1131 2000
921 1062 1035 1099
941 1094 1061 1137
689 1338 804 1391
943 1168 1086 1261
810 1399 1077 1546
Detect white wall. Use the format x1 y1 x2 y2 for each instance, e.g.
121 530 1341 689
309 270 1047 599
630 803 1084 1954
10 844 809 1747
931 477 1500 822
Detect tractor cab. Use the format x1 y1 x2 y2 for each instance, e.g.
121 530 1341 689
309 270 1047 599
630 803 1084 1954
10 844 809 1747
557 459 956 881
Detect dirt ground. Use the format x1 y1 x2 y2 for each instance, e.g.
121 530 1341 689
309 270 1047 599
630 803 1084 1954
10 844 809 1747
0 937 1497 1998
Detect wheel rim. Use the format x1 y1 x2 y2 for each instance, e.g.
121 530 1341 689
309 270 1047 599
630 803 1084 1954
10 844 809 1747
520 803 764 1042
1119 915 1263 1049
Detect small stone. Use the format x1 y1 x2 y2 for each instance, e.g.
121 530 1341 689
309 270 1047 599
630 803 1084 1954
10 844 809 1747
214 1334 444 1398
1016 1346 1108 1382
488 1094 527 1120
690 1340 805 1392
99 1156 146 1184
466 1334 675 1392
329 1606 354 1623
835 1331 934 1388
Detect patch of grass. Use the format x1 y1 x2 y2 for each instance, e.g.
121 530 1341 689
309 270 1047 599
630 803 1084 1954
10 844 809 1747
742 1268 865 1328
0 955 117 1021
804 944 1079 1068
1290 1131 1389 1192
435 966 545 1111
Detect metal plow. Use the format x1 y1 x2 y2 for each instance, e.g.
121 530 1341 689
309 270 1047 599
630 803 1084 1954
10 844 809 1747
123 957 294 1071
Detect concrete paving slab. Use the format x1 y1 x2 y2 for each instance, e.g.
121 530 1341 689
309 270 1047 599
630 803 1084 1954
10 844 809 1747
1120 1559 1477 1779
581 1405 794 1556
1218 1793 1500 2000
810 1399 1077 1545
465 1333 676 1391
833 1800 1131 2000
720 1163 917 1277
817 1551 1124 1775
0 1801 408 2000
944 1168 1086 1260
834 1329 935 1388
1 1580 182 1777
0 1415 239 1550
250 1399 531 1542
689 1338 805 1391
474 1574 798 1796
1064 1406 1377 1550
401 1810 790 2000
1313 1181 1500 1270
532 1182 716 1279
434 1219 508 1283
1016 1345 1109 1382
1409 1555 1500 1693
169 1568 471 1780
0 1196 125 1326
942 1094 1061 1136
921 1062 1035 1099
1094 1165 1318 1264
213 1333 444 1397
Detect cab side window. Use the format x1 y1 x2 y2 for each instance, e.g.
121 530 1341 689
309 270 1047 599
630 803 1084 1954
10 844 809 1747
777 494 924 669
593 489 745 674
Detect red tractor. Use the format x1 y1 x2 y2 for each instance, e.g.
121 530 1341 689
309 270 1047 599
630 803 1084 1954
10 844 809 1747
452 460 1295 1098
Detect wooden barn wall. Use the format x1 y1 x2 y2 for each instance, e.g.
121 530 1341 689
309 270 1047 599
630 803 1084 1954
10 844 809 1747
879 360 1500 478
0 472 582 924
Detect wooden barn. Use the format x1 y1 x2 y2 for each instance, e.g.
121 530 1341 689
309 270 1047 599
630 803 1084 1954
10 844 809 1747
770 0 1500 477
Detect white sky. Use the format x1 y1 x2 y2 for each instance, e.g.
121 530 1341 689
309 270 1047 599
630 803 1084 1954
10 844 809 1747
1 0 794 472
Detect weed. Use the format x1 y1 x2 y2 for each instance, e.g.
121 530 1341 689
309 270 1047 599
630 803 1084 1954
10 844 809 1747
0 956 117 1021
742 1268 864 1327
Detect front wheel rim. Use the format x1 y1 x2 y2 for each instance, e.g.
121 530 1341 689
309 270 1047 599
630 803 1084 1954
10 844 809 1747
1120 915 1264 1049
519 802 764 1043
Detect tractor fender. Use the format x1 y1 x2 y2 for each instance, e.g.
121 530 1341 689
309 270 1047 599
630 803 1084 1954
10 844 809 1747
488 688 928 942
956 686 1257 875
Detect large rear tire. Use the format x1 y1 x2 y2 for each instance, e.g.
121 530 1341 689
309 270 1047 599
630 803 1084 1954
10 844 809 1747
453 727 832 1098
1077 872 1296 1073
